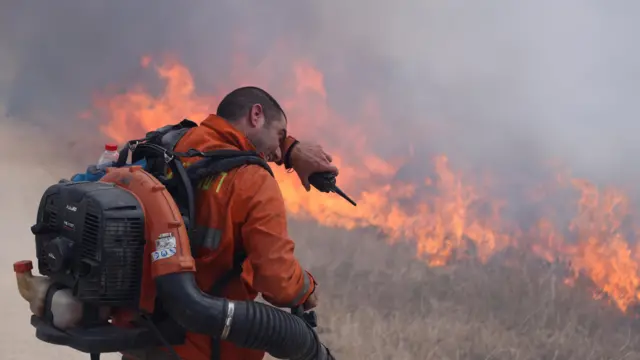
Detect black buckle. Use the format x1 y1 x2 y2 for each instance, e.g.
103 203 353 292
128 140 140 151
163 151 175 164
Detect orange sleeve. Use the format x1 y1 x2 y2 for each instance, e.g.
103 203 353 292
233 166 315 308
274 135 298 167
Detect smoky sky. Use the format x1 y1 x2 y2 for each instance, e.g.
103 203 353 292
2 1 640 190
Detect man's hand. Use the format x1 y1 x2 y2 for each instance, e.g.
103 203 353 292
303 291 319 310
290 142 339 191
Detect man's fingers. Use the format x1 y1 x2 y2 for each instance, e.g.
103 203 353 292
320 151 338 174
325 163 339 175
323 151 333 162
303 293 319 310
300 173 311 192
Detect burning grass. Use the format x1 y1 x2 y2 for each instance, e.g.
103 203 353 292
281 221 640 359
88 56 640 316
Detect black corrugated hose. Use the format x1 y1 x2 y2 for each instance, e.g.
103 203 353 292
156 273 335 360
227 300 334 360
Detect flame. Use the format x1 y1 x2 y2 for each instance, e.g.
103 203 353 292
84 55 640 314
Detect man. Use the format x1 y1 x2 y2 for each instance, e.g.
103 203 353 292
122 86 336 360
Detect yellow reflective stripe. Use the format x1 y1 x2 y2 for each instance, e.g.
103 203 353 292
215 172 228 193
200 176 213 190
163 161 228 193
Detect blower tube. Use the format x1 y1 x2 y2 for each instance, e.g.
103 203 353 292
156 273 333 360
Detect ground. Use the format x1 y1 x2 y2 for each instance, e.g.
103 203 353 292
3 117 640 360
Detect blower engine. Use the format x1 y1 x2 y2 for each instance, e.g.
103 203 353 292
15 166 334 360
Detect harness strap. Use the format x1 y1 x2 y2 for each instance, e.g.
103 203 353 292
185 153 274 182
207 251 248 360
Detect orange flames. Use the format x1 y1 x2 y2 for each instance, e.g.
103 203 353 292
84 55 640 314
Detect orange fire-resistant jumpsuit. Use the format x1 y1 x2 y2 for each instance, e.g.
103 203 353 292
122 114 316 360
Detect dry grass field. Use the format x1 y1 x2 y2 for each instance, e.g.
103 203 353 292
283 221 640 360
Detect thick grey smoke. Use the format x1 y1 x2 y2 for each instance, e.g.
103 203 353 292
1 1 640 188
307 1 640 188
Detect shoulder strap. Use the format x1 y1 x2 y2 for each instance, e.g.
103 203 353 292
114 119 198 168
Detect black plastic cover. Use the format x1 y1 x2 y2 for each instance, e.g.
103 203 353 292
33 180 146 308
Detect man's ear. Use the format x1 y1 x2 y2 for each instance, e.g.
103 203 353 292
249 104 264 128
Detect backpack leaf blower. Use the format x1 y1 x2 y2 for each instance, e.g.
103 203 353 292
14 119 335 360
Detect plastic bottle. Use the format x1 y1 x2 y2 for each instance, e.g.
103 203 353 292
14 260 85 330
14 260 51 318
96 143 120 170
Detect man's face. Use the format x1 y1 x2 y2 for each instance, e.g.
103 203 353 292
246 104 287 162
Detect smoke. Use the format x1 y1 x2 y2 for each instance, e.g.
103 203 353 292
1 1 640 187
314 1 640 187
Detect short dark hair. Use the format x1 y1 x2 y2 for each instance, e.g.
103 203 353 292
216 86 287 124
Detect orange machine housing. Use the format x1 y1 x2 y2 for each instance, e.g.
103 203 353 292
100 166 196 324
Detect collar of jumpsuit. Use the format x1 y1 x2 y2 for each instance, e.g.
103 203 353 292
200 114 261 154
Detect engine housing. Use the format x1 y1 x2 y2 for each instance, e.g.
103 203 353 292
32 180 145 308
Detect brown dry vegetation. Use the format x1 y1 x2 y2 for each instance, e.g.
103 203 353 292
283 221 640 360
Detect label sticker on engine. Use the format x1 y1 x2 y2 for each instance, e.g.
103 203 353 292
155 232 177 251
151 247 177 262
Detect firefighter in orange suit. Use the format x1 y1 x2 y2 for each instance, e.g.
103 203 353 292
122 86 337 360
